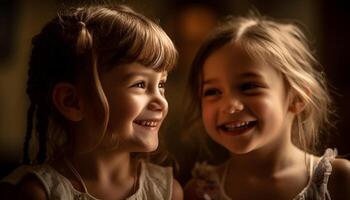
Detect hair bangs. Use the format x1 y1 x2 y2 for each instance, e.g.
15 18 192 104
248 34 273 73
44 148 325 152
236 38 275 70
127 22 177 72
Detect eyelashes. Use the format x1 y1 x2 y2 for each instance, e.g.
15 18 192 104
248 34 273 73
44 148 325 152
239 83 262 91
158 81 166 89
203 88 221 97
133 81 146 88
131 80 167 89
202 82 264 97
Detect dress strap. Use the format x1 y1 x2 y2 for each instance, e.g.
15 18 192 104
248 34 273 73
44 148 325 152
293 149 337 200
309 154 314 178
219 161 232 200
64 158 89 193
220 162 229 187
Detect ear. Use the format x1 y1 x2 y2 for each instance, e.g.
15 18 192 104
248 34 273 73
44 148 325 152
52 82 84 121
288 95 306 114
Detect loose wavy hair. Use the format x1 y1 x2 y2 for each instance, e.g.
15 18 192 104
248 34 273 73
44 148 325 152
186 15 334 155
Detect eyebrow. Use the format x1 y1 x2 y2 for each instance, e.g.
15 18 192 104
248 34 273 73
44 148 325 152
239 72 263 79
122 72 167 82
202 79 219 85
202 72 264 86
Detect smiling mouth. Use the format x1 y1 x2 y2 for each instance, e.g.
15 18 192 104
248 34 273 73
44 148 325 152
134 120 160 128
218 120 257 135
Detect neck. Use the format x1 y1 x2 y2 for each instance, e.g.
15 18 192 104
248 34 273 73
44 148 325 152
66 149 135 184
229 132 306 178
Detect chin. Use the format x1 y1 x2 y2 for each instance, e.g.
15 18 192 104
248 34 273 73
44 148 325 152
228 148 252 155
224 142 255 155
145 144 159 152
136 139 159 153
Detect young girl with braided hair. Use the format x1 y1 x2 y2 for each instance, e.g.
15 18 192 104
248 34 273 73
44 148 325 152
1 4 183 200
184 15 350 200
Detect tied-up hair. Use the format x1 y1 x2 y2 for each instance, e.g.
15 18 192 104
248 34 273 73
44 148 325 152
23 4 177 164
186 15 334 155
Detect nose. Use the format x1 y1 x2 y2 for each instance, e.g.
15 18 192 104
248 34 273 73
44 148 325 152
222 95 244 114
148 93 168 112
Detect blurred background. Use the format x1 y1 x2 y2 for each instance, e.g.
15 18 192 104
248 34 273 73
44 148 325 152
0 0 349 185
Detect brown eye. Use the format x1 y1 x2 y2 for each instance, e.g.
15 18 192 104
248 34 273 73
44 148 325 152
158 81 166 89
203 88 221 97
240 83 261 91
133 81 146 88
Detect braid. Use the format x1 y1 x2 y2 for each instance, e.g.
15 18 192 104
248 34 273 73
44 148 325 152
36 106 49 163
22 13 89 164
22 103 36 164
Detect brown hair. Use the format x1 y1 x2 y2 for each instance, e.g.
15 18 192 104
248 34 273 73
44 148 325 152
23 4 177 164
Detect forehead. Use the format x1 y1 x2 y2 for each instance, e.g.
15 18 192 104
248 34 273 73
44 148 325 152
202 43 282 83
103 62 168 79
203 43 253 73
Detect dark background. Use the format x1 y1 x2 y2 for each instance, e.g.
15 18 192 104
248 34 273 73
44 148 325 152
0 0 349 185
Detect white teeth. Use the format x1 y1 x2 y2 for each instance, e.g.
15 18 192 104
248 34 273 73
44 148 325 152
223 121 250 129
136 120 158 127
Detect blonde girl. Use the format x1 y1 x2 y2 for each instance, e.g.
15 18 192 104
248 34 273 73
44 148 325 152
1 4 183 200
184 15 350 200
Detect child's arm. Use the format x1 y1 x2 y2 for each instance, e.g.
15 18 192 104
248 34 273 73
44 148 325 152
184 178 203 200
171 179 184 200
328 158 350 200
17 174 47 200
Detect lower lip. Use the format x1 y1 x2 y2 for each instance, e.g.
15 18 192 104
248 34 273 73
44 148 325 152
133 123 159 132
219 124 255 136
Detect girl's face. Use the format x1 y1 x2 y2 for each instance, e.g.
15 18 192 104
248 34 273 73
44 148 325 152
201 43 294 154
100 63 168 152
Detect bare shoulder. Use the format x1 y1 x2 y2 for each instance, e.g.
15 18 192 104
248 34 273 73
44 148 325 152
0 182 17 200
17 174 47 200
328 158 350 200
330 158 350 185
171 178 183 200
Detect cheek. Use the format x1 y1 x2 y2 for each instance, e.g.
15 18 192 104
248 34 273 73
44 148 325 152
160 95 169 117
253 99 270 118
246 95 272 116
201 102 216 130
249 96 285 128
109 96 141 125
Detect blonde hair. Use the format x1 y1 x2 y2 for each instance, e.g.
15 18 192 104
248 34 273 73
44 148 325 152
24 4 177 163
187 15 334 155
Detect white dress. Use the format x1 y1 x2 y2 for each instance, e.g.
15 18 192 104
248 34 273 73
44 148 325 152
1 161 173 200
190 149 337 200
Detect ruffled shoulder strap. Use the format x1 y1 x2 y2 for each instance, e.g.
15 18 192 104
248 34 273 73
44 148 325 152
311 149 337 188
294 148 337 200
1 164 75 199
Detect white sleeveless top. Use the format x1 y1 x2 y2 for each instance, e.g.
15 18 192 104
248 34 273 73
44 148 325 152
190 148 337 200
1 161 173 200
